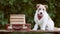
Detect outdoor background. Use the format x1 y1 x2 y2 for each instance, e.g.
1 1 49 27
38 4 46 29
0 0 60 34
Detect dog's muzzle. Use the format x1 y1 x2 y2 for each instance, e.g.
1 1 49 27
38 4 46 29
37 14 43 20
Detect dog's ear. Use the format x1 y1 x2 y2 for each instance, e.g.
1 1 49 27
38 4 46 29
36 4 42 8
44 5 48 9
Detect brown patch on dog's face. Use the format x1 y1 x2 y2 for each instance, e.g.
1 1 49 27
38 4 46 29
44 5 48 9
36 4 42 9
36 4 48 10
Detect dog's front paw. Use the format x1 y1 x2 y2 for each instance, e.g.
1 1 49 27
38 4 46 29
40 28 45 30
32 28 37 30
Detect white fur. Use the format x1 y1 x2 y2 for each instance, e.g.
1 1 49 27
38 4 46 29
33 4 54 31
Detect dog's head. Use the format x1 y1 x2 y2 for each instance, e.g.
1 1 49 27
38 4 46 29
36 4 48 20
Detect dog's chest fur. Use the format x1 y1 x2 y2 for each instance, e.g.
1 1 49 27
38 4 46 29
34 11 54 26
34 12 44 25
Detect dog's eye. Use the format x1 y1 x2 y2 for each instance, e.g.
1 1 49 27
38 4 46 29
43 9 44 10
39 8 41 10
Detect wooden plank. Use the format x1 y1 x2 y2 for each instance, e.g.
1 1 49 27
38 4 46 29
30 30 60 33
10 18 25 22
10 22 25 24
0 30 60 33
10 14 25 18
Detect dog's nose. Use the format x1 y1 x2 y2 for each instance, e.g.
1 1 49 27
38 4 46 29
40 12 42 14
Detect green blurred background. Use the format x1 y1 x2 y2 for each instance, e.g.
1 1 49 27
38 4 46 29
0 0 60 30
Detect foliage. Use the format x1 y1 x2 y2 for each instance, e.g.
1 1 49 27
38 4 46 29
0 0 60 29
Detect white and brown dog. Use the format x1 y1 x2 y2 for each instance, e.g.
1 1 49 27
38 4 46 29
33 4 60 31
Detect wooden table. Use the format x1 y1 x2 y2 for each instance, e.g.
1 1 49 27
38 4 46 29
0 30 60 34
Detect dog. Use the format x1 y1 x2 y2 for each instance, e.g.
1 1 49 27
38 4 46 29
33 4 60 31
